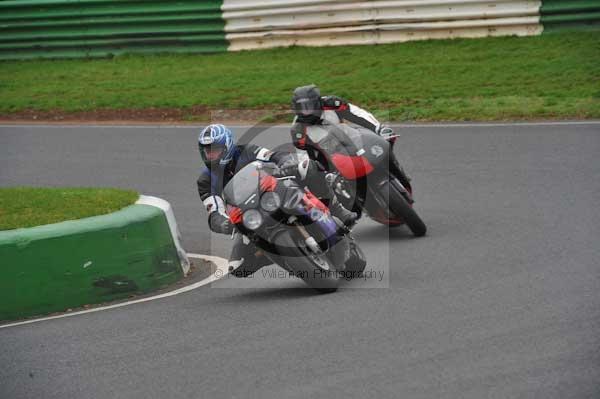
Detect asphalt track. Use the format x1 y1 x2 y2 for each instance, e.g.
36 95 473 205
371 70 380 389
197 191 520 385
1 122 599 399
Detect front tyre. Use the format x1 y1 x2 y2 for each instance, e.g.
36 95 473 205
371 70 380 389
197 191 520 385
273 231 340 293
381 180 427 237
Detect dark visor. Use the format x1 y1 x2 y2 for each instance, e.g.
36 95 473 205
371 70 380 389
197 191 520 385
294 97 318 116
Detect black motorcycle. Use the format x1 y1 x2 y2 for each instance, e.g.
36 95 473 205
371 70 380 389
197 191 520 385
222 161 366 293
304 122 427 236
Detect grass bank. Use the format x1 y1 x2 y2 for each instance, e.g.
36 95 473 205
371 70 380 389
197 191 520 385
0 187 138 230
1 32 599 121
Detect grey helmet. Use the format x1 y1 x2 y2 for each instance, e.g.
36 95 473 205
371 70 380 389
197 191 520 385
291 84 322 123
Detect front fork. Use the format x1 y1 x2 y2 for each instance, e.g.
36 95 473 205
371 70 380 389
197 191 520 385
388 152 412 195
357 172 412 221
294 220 349 270
294 222 321 254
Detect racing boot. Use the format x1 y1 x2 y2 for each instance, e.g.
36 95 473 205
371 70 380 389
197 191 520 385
228 234 246 275
378 125 398 148
329 196 358 228
228 235 272 278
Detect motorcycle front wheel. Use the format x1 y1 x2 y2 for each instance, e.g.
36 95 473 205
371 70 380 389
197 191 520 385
379 178 427 237
273 231 340 293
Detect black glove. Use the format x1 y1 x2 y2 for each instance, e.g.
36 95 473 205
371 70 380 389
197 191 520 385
325 172 341 187
277 159 299 177
208 212 233 235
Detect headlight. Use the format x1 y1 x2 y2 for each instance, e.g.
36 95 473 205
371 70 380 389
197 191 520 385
242 209 263 230
260 192 281 212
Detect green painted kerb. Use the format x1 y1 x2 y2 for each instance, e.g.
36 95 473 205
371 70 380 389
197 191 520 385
541 0 600 33
0 204 183 321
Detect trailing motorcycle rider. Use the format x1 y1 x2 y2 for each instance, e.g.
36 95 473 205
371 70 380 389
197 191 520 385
289 84 411 200
196 124 357 277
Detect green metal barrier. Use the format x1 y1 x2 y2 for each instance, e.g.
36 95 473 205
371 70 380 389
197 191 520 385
541 0 600 32
0 204 183 321
0 0 226 60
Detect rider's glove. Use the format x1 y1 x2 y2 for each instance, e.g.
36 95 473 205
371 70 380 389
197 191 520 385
325 172 341 187
208 212 233 235
277 159 299 178
326 172 351 199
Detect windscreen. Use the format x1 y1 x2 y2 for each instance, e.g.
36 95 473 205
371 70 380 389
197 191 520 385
223 162 261 207
315 123 364 156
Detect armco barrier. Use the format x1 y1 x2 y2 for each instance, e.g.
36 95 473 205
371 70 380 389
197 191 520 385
0 196 189 321
0 0 598 59
540 0 600 32
223 0 544 51
0 0 227 60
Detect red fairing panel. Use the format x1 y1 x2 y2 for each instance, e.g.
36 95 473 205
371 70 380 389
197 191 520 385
303 190 330 215
260 175 277 192
228 205 243 224
331 154 374 180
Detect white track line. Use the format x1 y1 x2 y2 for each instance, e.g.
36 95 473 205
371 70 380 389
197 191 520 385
0 121 599 129
0 253 228 330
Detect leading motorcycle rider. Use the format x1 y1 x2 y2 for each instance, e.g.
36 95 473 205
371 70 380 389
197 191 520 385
288 84 412 211
196 123 357 277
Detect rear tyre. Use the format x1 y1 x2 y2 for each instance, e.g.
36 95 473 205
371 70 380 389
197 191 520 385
381 180 427 237
273 231 339 293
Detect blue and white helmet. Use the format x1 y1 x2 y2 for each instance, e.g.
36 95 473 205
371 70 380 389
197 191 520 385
198 124 235 167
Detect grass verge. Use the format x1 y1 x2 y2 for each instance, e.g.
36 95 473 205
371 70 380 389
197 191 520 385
0 32 599 121
0 187 138 230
